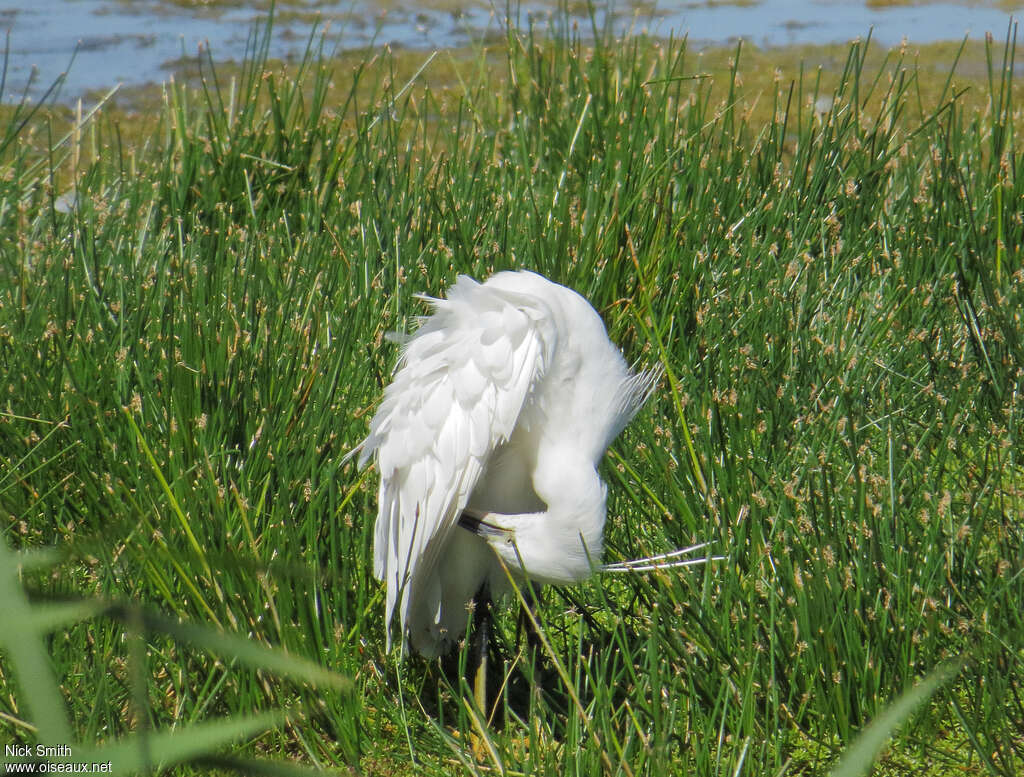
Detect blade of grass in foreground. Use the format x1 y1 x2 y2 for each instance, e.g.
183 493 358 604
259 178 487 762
829 659 964 777
0 532 348 768
0 537 74 745
71 711 285 776
103 603 351 692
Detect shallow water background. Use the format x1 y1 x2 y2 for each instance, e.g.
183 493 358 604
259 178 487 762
0 0 1020 103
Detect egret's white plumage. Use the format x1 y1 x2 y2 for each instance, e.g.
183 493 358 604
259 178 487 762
357 270 660 656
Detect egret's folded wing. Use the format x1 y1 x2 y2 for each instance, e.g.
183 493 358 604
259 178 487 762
358 275 556 652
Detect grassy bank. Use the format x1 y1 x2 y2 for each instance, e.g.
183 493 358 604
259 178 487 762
1 12 1022 776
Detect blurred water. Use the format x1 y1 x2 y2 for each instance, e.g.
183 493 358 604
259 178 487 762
0 1 1019 104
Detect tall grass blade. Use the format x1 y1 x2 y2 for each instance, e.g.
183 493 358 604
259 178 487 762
829 660 963 777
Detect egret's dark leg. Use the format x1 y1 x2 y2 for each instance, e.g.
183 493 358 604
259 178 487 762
515 584 550 697
469 584 493 717
517 584 542 656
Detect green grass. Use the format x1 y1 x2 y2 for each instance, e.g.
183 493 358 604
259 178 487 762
1 9 1023 776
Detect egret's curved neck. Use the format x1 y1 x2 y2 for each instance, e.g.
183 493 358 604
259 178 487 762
481 450 607 585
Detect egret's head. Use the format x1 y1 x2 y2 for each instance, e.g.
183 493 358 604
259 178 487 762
474 509 604 587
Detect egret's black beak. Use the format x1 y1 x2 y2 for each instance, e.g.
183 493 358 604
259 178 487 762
458 510 513 541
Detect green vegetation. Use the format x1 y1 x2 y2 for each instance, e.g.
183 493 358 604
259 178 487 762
1 11 1022 776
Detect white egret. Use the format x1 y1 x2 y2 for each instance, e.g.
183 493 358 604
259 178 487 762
355 271 707 684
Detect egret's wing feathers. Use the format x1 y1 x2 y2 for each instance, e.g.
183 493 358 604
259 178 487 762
358 275 556 653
